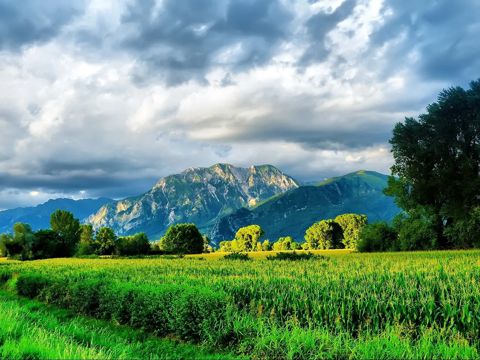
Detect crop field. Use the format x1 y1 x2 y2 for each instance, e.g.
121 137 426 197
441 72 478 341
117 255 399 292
1 250 480 359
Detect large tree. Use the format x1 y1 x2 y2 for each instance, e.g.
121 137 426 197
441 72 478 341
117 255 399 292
233 225 264 252
304 220 343 250
385 80 480 248
50 210 81 256
335 214 368 249
160 223 204 254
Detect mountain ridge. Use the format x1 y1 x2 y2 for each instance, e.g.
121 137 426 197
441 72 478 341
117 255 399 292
87 163 300 238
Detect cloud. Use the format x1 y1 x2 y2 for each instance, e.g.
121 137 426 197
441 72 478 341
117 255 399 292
0 0 85 51
0 0 479 209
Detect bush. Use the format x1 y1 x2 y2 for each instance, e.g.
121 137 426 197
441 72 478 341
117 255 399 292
13 272 229 345
395 214 437 251
223 252 251 261
445 207 480 248
16 274 50 298
357 223 398 252
266 251 324 261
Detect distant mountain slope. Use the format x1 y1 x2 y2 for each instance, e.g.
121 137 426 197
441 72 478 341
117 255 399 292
0 198 113 234
87 163 300 239
209 171 400 244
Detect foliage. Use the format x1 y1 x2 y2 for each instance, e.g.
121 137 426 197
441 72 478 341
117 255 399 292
160 223 204 254
334 214 367 249
304 220 343 249
32 230 61 259
357 222 398 252
94 227 117 255
0 291 236 360
50 210 80 257
116 233 150 256
444 206 480 248
386 80 480 248
222 252 251 261
266 251 320 261
394 211 437 251
272 236 299 251
2 251 480 359
77 224 96 256
234 225 264 252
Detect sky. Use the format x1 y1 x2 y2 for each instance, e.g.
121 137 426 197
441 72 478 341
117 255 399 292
0 0 479 209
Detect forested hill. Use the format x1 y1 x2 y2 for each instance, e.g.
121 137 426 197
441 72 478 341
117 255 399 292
209 171 400 244
0 198 113 234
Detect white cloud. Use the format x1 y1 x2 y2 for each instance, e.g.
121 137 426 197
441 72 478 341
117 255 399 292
0 0 478 209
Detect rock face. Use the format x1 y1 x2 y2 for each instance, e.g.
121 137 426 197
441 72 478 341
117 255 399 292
87 163 300 239
209 171 400 244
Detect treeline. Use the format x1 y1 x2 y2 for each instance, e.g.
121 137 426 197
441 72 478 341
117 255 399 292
0 210 216 260
0 210 153 260
219 214 368 252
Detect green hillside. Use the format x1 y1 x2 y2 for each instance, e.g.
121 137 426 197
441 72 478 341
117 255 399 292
210 171 399 243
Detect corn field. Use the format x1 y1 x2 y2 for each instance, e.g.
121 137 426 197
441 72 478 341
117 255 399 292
1 250 480 359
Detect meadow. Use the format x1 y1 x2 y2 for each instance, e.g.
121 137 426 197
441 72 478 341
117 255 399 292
1 250 480 359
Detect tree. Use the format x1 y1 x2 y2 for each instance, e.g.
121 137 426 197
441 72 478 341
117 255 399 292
261 239 272 251
357 223 398 252
272 236 299 251
234 225 264 252
32 230 60 259
202 236 213 253
50 210 80 256
393 211 437 251
219 240 233 252
335 214 368 249
160 223 204 254
304 220 343 250
5 223 36 260
77 224 96 256
95 227 117 255
117 233 151 256
386 80 480 248
0 234 10 257
444 206 480 248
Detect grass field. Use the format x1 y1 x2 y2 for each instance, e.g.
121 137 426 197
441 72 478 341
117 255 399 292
1 250 480 359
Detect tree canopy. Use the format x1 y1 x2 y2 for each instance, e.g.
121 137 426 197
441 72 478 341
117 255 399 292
50 210 80 256
386 79 480 248
304 220 343 250
160 223 204 254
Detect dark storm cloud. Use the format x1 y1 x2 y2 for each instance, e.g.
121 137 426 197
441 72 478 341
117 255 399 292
300 0 356 65
372 0 480 84
0 0 85 51
120 0 293 85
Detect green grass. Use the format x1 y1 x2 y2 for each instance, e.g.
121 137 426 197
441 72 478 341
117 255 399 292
1 250 480 359
0 290 240 360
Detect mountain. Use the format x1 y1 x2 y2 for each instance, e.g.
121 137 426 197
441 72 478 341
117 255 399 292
87 163 300 239
0 198 113 234
209 170 400 243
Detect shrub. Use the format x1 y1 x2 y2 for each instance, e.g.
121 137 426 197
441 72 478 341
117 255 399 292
357 223 398 252
16 274 50 298
13 272 229 345
223 252 251 261
266 251 324 261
